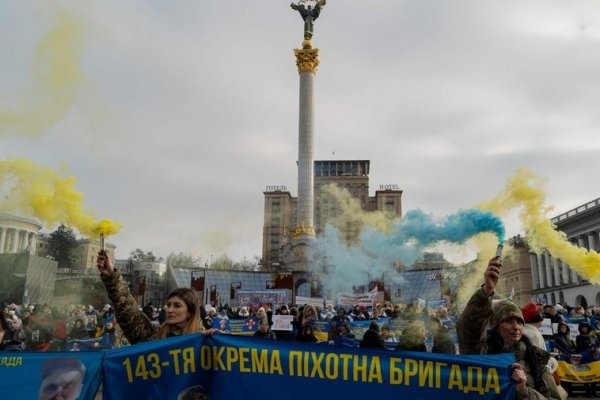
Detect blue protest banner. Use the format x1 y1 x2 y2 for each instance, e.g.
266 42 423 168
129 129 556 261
2 334 517 399
0 351 102 399
205 334 516 400
102 333 209 400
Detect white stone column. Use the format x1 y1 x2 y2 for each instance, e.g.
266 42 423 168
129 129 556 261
12 229 19 252
570 269 579 284
30 233 37 254
557 259 566 285
574 236 587 283
543 252 554 287
0 227 6 253
530 253 540 289
537 254 546 289
297 70 315 229
552 256 561 287
18 229 26 252
588 231 598 252
8 228 16 253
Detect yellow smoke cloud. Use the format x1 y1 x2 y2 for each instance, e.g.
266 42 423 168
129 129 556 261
0 6 85 136
317 183 398 237
477 167 600 284
0 159 121 238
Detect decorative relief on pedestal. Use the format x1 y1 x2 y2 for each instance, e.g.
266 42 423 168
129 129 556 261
293 225 316 240
294 47 320 74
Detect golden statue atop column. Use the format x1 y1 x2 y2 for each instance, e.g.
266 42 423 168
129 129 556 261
291 0 326 72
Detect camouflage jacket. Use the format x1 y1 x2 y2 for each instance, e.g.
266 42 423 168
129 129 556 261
101 270 182 344
457 288 562 400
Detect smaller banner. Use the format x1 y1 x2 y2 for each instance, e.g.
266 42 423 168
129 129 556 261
272 315 294 331
556 360 600 383
295 296 327 308
236 290 287 308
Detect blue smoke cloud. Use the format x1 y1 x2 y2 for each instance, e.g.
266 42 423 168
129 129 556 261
391 208 505 246
309 208 504 297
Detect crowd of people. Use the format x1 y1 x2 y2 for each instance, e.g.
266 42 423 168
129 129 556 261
1 251 599 398
0 300 119 351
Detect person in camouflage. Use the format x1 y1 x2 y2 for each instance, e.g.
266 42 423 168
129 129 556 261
97 251 207 344
457 255 564 400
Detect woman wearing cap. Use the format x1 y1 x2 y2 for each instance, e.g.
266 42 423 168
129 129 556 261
458 255 564 400
97 252 213 344
520 302 546 351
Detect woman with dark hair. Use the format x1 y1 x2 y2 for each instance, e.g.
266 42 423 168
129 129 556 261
360 321 385 349
97 252 211 344
457 255 564 400
553 322 574 354
68 318 89 340
296 322 318 343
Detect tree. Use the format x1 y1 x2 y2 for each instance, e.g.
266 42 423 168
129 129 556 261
209 255 261 271
232 256 261 271
48 224 78 271
209 254 234 270
129 249 159 262
166 252 201 268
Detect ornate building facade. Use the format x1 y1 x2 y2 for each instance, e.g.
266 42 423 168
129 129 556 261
530 197 600 308
0 212 42 254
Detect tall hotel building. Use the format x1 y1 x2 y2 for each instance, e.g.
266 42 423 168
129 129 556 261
262 160 402 271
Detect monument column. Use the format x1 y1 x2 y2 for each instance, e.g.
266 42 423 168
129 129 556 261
293 40 319 241
286 1 326 278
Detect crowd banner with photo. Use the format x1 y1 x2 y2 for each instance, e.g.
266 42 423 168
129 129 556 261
211 318 231 333
227 318 259 334
0 351 102 399
295 296 327 308
337 288 378 306
2 334 518 399
236 290 288 308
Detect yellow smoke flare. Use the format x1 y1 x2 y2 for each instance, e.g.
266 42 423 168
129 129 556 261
477 167 600 284
317 183 398 237
0 6 85 136
0 159 121 238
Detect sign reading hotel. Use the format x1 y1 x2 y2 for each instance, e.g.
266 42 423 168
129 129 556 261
379 184 400 190
265 185 288 192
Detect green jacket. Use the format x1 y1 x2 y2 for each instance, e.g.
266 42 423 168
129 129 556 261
102 270 182 344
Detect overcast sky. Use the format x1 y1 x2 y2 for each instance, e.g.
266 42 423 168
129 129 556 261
1 0 599 264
